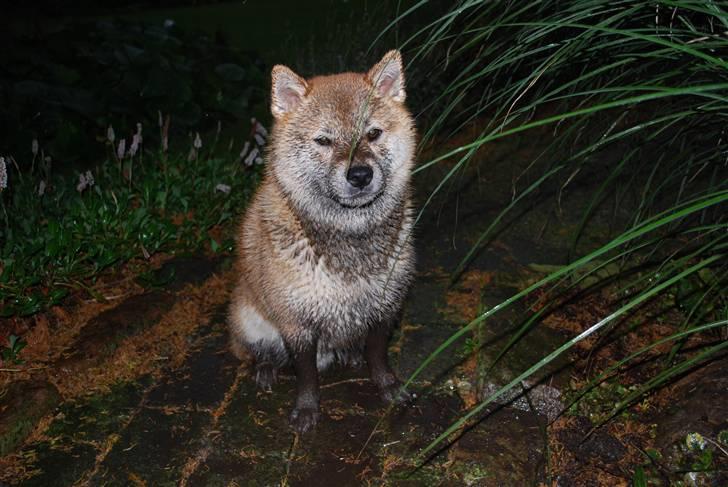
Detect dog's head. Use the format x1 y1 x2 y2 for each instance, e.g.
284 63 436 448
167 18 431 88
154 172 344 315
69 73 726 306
268 50 415 234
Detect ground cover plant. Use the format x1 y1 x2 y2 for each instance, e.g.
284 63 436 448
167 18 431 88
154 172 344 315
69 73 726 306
387 0 728 482
0 125 264 319
0 15 268 323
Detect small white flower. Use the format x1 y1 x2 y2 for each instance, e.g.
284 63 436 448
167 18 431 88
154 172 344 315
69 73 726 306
76 171 95 193
129 135 140 158
84 170 95 188
193 132 202 149
0 157 7 190
159 113 169 153
76 173 87 193
38 180 46 196
239 141 250 160
129 123 143 158
107 125 115 144
254 133 266 147
117 139 126 160
244 147 259 166
32 139 39 156
255 121 268 138
215 183 231 194
255 156 263 165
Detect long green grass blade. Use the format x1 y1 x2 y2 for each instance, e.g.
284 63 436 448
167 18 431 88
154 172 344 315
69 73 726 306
418 254 723 458
404 190 728 391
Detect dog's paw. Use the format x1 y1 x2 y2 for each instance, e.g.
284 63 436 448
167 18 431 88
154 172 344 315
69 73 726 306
254 365 278 392
289 407 320 434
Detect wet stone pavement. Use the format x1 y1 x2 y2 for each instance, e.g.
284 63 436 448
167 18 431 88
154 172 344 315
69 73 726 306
8 271 559 486
2 134 582 486
4 132 725 485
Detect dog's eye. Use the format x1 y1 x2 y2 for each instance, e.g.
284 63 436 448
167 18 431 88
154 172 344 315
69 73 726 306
366 128 382 142
314 136 332 146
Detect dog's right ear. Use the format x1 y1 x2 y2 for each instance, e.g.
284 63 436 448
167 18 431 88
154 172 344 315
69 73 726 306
271 65 308 119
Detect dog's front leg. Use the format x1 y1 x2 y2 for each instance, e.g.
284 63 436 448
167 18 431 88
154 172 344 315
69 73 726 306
289 339 320 434
366 316 412 404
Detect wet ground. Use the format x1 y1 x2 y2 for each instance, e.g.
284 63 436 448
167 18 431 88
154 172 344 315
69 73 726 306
2 129 727 485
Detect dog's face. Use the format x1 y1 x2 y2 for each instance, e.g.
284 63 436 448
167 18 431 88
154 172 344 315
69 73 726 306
268 50 415 234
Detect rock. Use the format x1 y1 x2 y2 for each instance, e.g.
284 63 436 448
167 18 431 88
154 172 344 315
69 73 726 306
655 358 728 448
556 416 627 477
450 406 547 485
654 358 728 486
479 381 563 421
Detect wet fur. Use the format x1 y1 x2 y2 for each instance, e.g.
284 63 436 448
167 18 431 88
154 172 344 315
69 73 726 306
228 50 416 432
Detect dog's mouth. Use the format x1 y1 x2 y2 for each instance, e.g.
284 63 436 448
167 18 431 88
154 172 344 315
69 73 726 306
334 189 383 209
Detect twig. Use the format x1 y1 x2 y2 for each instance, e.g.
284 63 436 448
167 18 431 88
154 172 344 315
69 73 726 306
320 377 370 389
281 433 299 487
356 402 392 460
0 366 46 372
705 436 728 458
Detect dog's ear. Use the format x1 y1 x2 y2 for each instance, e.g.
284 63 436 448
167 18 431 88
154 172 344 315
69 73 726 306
367 50 405 102
271 65 308 118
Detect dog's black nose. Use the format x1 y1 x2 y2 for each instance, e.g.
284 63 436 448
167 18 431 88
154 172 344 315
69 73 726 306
346 165 373 189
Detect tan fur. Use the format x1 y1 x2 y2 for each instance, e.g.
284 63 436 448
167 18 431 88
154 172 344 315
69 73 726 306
229 50 416 372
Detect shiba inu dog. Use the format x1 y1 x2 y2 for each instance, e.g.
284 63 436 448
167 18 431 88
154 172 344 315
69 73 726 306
229 50 416 433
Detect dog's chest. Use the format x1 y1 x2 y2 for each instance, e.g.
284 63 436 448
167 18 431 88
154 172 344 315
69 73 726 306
275 229 412 330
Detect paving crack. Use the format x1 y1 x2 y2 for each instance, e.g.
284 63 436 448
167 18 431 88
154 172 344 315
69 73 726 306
72 384 154 487
178 363 247 486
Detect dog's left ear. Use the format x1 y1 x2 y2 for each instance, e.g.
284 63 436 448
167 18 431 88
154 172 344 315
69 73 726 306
367 50 405 102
